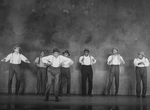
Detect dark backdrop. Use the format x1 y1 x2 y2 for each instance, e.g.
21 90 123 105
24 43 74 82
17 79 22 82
0 0 150 95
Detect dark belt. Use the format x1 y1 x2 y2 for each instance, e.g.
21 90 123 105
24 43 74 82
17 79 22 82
48 65 60 69
136 67 146 68
10 63 20 65
38 67 47 69
82 65 91 66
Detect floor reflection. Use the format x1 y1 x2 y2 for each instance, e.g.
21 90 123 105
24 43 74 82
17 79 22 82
105 106 120 110
0 104 150 110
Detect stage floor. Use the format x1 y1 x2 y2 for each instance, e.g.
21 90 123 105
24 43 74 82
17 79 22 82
0 94 150 110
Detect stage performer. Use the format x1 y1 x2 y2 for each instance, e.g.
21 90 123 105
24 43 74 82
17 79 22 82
42 48 73 102
59 50 74 97
107 48 125 97
134 51 149 98
79 49 96 97
1 45 30 96
34 50 47 96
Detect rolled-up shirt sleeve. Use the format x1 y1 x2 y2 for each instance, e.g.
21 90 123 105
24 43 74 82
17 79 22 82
20 54 29 62
34 57 39 64
133 58 138 67
60 55 72 64
42 56 51 64
107 56 112 65
144 58 149 67
91 56 96 64
69 59 74 65
79 56 84 64
4 54 12 62
119 56 125 64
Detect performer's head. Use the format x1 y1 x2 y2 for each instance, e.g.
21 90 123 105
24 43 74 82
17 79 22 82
138 51 145 59
84 49 90 56
112 48 118 55
63 50 70 57
52 48 60 58
13 45 21 53
40 50 45 57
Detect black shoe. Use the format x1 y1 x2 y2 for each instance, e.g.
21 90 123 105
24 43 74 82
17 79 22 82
8 93 11 96
55 97 59 102
142 95 146 98
106 93 110 97
16 93 20 96
66 94 69 96
88 94 93 97
44 96 49 101
44 98 48 101
82 94 86 97
137 95 140 98
40 93 44 96
115 94 118 97
59 94 62 97
37 93 40 96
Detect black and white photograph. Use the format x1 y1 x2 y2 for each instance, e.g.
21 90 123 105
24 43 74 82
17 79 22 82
0 0 150 110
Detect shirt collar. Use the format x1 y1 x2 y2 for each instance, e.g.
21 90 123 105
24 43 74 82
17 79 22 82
13 52 19 55
52 55 60 58
84 55 89 57
112 54 119 56
138 57 145 60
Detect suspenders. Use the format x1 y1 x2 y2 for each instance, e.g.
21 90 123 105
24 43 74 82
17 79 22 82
90 55 92 64
11 53 13 63
11 53 21 63
82 55 92 65
38 57 41 64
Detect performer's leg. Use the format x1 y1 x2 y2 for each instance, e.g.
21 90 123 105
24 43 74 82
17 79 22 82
44 71 53 101
37 68 41 96
115 66 119 97
142 67 147 98
54 73 60 101
15 65 21 96
8 65 14 96
107 66 115 96
136 67 142 97
66 68 71 96
59 68 63 96
41 68 47 95
81 66 87 96
88 67 93 96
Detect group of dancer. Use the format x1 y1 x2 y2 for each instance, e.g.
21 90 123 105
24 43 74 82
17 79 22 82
1 45 149 102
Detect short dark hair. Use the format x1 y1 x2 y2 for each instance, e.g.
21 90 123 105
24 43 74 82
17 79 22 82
112 48 118 52
52 48 60 53
63 50 70 56
84 49 90 53
40 50 45 54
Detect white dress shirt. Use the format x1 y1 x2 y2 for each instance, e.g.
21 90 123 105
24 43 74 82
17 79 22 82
34 57 47 68
42 55 72 68
61 57 74 68
107 54 125 65
79 55 96 65
134 57 149 67
4 53 28 64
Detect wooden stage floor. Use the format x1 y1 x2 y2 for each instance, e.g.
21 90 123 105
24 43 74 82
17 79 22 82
0 94 149 110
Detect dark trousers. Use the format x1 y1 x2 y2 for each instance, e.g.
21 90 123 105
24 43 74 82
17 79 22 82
59 67 71 94
81 65 93 95
45 66 60 98
136 67 147 96
107 65 119 95
37 67 47 94
8 64 21 95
